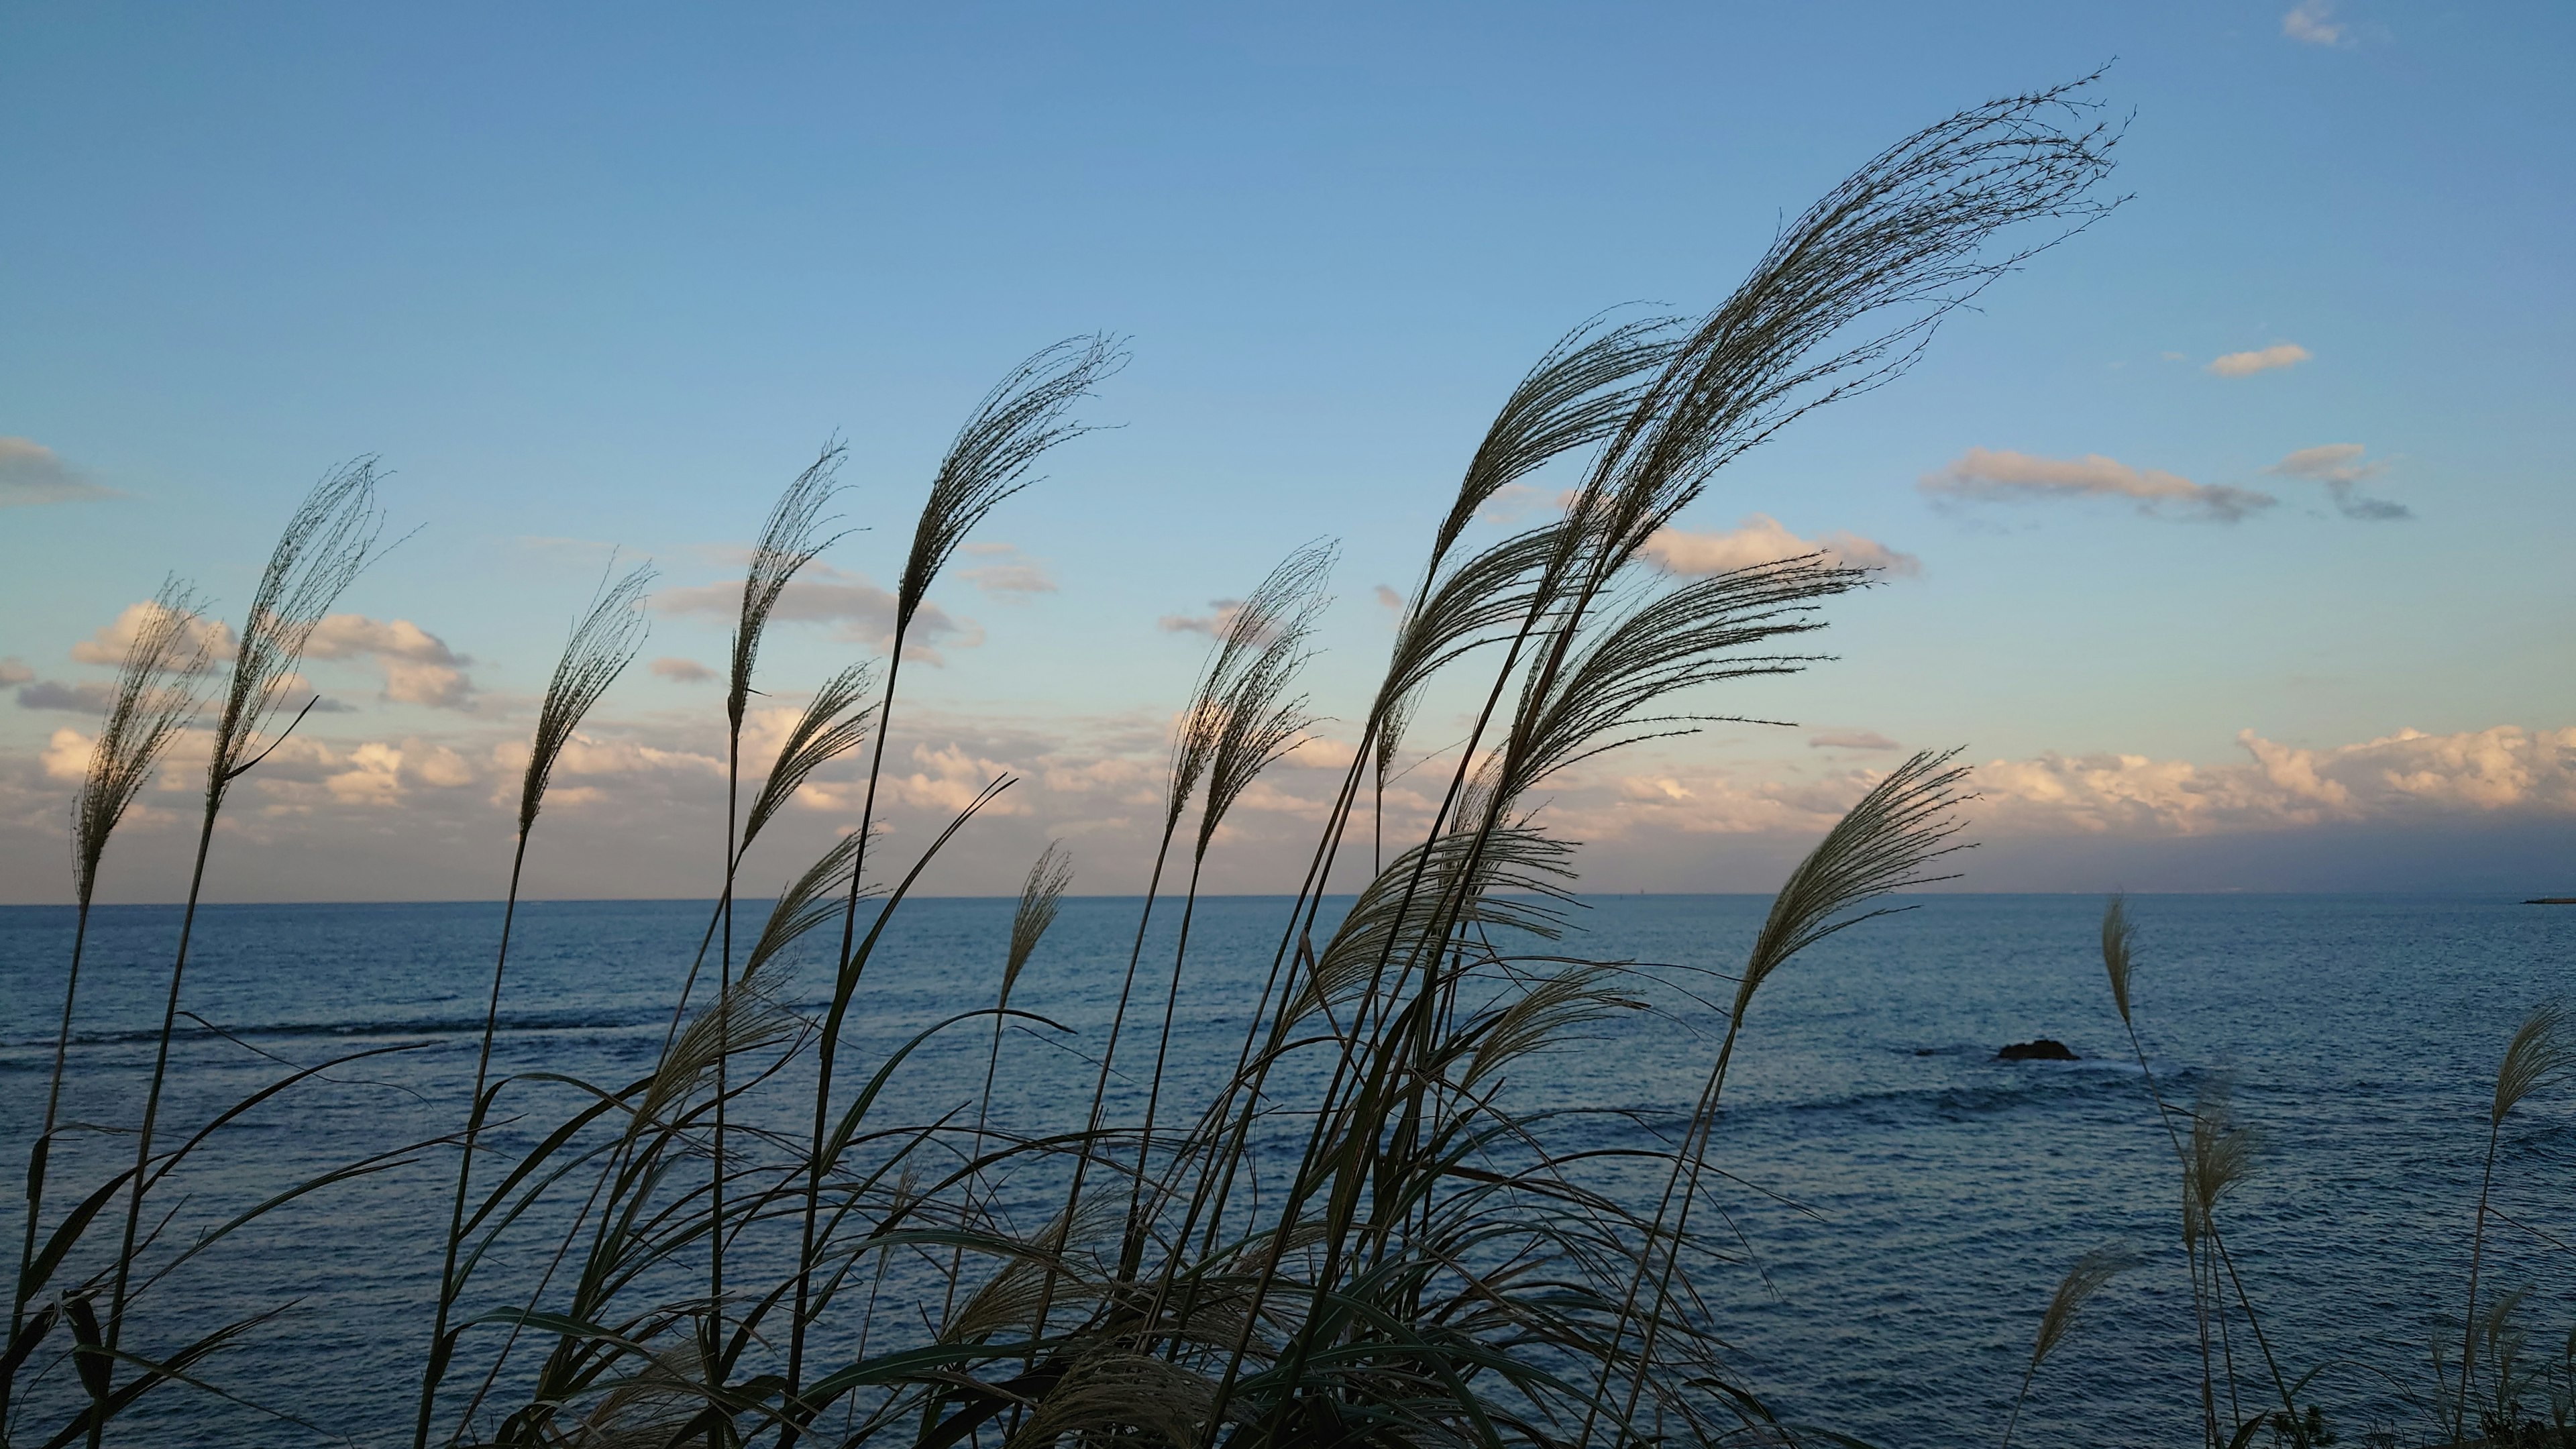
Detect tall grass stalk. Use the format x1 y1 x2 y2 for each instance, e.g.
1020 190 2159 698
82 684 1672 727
790 337 1122 1439
97 462 383 1442
2001 1244 2139 1449
2457 1002 2570 1438
2100 895 2306 1446
5 580 209 1440
411 562 651 1449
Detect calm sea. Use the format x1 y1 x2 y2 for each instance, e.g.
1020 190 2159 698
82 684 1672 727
3 894 2571 1446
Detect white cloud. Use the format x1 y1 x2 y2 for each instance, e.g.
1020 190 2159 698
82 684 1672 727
1642 514 1921 578
42 729 94 782
957 542 1057 600
305 614 477 709
70 600 235 669
0 438 115 508
2264 443 2410 521
325 742 407 805
1809 729 1900 752
651 656 716 684
413 745 477 788
2282 0 2348 46
657 564 982 664
0 659 31 686
2206 343 2312 377
1977 725 2576 835
885 742 1030 816
1921 447 2276 523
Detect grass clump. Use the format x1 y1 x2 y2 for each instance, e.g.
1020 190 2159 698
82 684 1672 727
5 79 2131 1449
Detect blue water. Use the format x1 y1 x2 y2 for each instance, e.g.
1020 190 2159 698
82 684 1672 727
3 894 2571 1446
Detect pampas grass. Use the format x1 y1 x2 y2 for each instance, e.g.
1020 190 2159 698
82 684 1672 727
8 80 2163 1449
2002 1245 2140 1449
103 460 386 1407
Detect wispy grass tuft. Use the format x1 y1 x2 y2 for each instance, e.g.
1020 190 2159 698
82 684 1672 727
2002 1244 2140 1448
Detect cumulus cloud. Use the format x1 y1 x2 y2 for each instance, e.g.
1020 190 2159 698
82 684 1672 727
0 438 116 508
70 600 235 669
0 659 33 686
2206 343 2312 377
1642 514 1921 578
658 564 982 664
2282 1 2348 45
1921 447 2276 523
956 543 1057 600
304 614 478 708
40 729 95 781
1809 729 1900 752
2265 443 2410 521
651 656 716 684
1976 725 2576 835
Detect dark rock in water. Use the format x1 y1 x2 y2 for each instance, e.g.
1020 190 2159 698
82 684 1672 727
2526 897 2576 905
1996 1038 2079 1061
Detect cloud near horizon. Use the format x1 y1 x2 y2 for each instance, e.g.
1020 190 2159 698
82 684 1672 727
0 438 117 508
7 694 2571 902
1642 514 1921 578
1921 447 2277 523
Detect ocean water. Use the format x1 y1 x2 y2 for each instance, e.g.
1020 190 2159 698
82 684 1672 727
3 894 2571 1447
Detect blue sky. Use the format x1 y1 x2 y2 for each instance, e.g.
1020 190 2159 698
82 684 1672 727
5 1 2572 901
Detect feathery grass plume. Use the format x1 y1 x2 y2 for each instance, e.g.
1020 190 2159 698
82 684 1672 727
2488 1002 2570 1128
2102 891 2135 1027
1593 749 1972 1444
728 444 844 731
2001 1244 2140 1449
1192 637 1319 865
519 562 655 836
1491 555 1864 812
105 460 384 1379
743 833 869 984
13 578 211 1373
1422 312 1680 577
2458 1002 2570 1435
1005 842 1075 1011
416 561 650 1449
1736 749 1974 1008
1289 825 1578 1030
2182 1077 2258 1248
70 579 215 903
898 335 1125 637
1457 965 1640 1092
1568 77 2124 579
740 663 876 854
1169 541 1338 832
